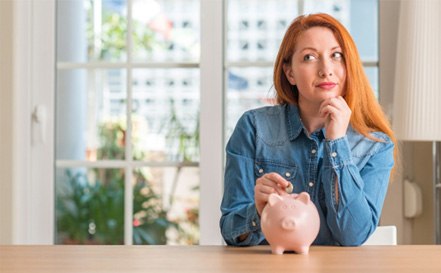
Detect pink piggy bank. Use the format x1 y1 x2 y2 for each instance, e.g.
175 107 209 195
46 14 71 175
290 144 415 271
261 192 320 255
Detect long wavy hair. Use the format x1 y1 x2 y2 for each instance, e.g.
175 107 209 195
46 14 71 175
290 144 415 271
273 13 397 167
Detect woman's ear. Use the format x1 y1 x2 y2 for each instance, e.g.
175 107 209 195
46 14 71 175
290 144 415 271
283 63 296 85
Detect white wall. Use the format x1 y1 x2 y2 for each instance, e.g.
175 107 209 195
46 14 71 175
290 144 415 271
0 0 14 244
411 142 434 244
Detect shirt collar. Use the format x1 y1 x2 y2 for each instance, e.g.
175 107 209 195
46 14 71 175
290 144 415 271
286 104 326 141
286 104 303 141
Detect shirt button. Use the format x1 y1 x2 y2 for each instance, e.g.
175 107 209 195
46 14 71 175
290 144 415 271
308 182 314 187
285 172 291 177
331 152 337 157
252 220 257 227
258 168 264 174
311 149 317 154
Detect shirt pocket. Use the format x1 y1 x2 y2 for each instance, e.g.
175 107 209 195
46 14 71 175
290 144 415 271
254 160 297 183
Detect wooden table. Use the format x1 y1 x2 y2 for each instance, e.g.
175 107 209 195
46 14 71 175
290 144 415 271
1 245 440 273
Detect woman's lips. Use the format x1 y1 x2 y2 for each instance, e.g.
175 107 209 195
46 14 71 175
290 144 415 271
317 82 337 90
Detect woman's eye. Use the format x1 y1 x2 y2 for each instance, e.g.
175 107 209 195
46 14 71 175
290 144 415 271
303 54 316 61
332 52 343 59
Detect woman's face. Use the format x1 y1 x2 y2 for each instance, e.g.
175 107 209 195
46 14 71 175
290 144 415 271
283 27 346 108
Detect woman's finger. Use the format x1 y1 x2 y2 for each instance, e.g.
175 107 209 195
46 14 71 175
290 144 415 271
262 172 289 188
255 183 276 194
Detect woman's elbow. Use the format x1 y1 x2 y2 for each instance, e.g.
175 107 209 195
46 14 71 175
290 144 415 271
337 236 366 246
333 228 374 246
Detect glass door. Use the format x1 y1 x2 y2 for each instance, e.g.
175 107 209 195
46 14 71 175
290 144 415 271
55 0 201 245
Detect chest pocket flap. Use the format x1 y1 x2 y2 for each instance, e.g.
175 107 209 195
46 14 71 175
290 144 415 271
254 161 297 182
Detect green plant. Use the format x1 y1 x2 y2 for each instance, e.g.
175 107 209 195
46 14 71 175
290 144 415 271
56 122 176 245
56 168 176 245
86 10 168 60
132 174 177 245
56 169 124 244
162 99 200 162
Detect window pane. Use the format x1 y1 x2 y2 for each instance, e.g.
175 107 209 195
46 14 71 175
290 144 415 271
133 167 199 245
365 66 379 98
56 167 125 244
227 0 299 62
303 0 351 24
226 67 274 139
131 68 200 162
57 0 128 62
56 69 127 161
132 0 200 62
350 0 378 61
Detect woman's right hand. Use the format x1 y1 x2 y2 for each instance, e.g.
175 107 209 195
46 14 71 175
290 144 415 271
254 172 290 215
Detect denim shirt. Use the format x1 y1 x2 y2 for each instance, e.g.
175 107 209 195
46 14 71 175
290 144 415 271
220 104 394 246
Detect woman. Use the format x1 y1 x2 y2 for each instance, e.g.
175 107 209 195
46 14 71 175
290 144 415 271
220 13 397 246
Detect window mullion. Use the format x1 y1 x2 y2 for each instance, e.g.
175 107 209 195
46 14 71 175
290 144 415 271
124 0 134 246
56 62 199 69
199 0 224 245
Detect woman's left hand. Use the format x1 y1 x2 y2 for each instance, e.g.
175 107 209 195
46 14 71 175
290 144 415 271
319 96 351 140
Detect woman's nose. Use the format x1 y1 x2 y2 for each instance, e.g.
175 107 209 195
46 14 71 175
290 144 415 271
318 70 333 77
318 59 333 77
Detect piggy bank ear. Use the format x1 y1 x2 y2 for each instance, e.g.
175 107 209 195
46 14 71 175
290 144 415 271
268 193 283 207
296 192 311 204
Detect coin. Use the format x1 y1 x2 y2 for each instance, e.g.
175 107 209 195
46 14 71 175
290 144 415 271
285 183 293 194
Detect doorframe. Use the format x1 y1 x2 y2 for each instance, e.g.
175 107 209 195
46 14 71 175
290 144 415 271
12 0 55 244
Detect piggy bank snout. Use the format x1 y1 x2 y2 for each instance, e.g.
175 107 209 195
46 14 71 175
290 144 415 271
281 217 296 231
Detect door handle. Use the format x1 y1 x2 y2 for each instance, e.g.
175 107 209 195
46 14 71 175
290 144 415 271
32 104 47 144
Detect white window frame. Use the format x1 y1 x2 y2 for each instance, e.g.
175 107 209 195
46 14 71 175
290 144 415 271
199 0 224 245
13 0 225 245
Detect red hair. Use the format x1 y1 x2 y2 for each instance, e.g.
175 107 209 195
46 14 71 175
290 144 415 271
273 13 397 168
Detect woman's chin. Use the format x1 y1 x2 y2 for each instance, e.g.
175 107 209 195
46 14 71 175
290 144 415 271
319 92 340 100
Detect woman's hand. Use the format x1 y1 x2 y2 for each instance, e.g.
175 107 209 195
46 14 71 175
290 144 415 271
254 172 290 216
319 96 351 140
